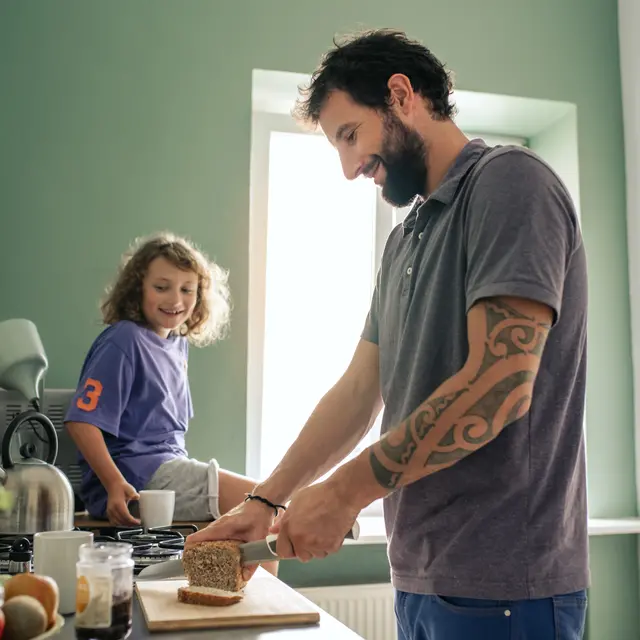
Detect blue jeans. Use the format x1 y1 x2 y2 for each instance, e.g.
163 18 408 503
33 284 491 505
395 589 587 640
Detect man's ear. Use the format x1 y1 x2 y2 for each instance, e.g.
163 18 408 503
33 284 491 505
387 74 415 115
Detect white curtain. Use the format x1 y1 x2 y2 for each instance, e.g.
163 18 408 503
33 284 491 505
619 0 640 511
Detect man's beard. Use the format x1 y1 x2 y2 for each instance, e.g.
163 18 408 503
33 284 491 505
377 112 428 208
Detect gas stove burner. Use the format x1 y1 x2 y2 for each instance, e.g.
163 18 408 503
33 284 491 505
116 527 184 546
128 538 184 554
115 527 186 568
132 545 181 564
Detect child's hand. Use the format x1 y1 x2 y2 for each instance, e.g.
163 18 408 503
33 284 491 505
106 481 140 526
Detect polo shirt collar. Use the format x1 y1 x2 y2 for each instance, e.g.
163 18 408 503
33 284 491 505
402 138 489 235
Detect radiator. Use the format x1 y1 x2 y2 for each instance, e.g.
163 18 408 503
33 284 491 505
297 583 397 640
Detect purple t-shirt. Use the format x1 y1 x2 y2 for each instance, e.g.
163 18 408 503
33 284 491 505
65 320 193 517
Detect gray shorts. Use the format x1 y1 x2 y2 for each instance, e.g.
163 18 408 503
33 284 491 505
140 456 221 521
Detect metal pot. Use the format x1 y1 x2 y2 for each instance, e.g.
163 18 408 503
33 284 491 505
0 409 74 534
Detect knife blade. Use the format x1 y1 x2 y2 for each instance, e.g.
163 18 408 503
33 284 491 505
136 557 184 581
136 520 361 581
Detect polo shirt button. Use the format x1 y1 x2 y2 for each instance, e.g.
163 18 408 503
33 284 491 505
406 267 413 275
418 232 423 240
504 609 511 617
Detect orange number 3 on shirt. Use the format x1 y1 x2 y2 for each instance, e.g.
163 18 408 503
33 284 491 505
76 378 103 412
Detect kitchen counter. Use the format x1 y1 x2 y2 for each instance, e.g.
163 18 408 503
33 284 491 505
56 593 365 639
73 512 212 531
68 514 365 638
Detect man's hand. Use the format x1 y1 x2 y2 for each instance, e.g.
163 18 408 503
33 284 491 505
106 480 140 527
269 478 359 563
185 500 275 581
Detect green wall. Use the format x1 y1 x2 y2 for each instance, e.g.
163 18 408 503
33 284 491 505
0 1 634 637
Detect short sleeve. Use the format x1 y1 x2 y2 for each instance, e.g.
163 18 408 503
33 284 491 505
465 150 579 325
64 342 134 437
361 268 381 344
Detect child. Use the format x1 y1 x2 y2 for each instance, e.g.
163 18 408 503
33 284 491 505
64 233 270 540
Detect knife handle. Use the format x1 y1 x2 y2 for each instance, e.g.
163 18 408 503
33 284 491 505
265 519 360 555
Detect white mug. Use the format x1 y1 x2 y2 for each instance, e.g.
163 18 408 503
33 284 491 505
33 530 94 614
138 490 175 529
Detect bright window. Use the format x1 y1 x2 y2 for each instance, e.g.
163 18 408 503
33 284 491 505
260 131 380 478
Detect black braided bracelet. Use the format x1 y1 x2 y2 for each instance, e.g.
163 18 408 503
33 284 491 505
244 493 287 517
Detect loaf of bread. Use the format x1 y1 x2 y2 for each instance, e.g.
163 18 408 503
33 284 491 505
179 540 247 607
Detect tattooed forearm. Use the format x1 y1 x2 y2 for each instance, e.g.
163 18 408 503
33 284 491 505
374 389 467 488
369 297 551 491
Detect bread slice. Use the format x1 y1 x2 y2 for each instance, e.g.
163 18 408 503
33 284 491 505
181 540 247 593
177 585 243 607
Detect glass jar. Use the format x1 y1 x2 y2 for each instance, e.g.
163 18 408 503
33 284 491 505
75 542 134 640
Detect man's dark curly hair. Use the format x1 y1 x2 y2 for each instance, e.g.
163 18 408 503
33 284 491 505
293 29 457 125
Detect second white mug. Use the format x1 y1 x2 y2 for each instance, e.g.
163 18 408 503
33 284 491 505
33 530 94 614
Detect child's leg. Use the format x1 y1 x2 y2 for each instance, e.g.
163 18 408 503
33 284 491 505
145 457 216 521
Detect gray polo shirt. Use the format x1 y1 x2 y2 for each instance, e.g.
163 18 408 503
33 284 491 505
362 139 589 600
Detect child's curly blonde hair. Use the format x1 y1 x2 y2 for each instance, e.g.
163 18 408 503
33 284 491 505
101 232 231 346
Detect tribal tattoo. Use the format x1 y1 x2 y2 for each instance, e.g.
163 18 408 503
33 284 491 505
369 298 551 490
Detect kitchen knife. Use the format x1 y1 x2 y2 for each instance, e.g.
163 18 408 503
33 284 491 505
241 520 360 565
136 520 361 581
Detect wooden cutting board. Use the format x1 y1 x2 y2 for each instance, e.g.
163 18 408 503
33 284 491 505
135 568 321 631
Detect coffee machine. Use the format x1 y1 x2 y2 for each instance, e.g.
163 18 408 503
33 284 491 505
0 319 74 533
